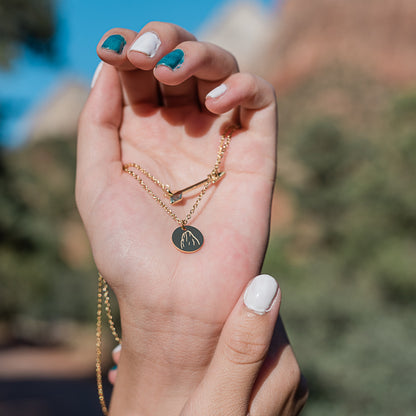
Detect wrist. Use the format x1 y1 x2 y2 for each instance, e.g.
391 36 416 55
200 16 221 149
108 304 220 415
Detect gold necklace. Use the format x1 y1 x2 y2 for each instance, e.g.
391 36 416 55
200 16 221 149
96 273 120 416
123 125 239 253
95 126 239 414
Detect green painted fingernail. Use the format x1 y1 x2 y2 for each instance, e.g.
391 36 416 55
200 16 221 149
102 34 126 54
156 49 184 70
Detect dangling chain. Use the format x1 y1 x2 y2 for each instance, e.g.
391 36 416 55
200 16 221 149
96 273 121 416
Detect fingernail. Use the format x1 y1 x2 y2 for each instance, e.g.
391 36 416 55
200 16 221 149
112 344 122 354
91 61 103 88
244 274 278 315
207 83 227 99
101 34 126 54
110 365 118 371
156 49 184 70
130 31 161 58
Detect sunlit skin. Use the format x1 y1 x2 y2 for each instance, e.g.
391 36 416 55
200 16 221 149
77 22 306 415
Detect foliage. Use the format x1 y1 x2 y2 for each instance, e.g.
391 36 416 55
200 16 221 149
0 138 96 328
263 91 416 415
0 0 56 68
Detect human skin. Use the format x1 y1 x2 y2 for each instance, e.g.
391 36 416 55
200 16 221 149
77 21 307 415
107 283 308 416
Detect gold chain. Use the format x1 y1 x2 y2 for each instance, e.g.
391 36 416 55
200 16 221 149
122 165 211 228
95 126 239 414
123 125 238 228
96 273 121 416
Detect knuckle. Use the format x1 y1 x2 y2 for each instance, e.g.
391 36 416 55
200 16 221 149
241 73 258 97
224 327 269 366
238 72 277 108
202 42 239 71
199 42 213 65
264 78 278 100
153 22 178 38
286 360 303 394
230 53 239 71
144 21 195 43
289 361 302 386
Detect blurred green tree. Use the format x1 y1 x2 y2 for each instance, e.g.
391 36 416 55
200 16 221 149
263 90 416 415
0 1 97 340
0 138 96 330
0 0 56 68
0 0 56 145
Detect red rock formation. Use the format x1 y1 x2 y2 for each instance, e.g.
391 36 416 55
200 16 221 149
268 0 416 92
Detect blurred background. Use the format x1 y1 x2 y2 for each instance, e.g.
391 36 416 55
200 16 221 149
0 0 415 414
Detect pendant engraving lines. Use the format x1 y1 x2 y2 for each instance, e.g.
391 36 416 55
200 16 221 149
172 226 204 253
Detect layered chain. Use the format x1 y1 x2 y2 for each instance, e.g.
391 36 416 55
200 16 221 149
123 125 238 228
96 273 121 415
95 126 238 414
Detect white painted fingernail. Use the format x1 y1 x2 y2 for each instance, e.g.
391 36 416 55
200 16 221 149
91 61 103 88
112 344 122 354
244 274 278 315
207 83 227 99
130 32 161 58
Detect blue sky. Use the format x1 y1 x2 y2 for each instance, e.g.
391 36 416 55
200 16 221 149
0 0 275 144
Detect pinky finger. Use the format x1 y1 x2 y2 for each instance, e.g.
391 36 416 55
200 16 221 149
204 72 276 131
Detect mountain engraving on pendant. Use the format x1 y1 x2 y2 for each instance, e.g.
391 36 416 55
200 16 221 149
172 226 204 253
180 229 200 250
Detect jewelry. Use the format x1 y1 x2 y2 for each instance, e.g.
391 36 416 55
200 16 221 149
167 171 225 205
95 126 239 413
96 273 121 416
123 125 238 253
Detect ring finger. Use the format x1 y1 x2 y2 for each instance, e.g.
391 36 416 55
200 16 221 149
153 40 239 108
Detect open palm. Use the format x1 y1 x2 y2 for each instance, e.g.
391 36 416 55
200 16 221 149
76 23 277 342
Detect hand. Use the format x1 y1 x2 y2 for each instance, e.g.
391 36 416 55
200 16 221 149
109 275 308 415
76 22 278 413
77 21 276 313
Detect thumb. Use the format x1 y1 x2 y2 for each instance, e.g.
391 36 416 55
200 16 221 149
184 274 281 416
76 62 123 218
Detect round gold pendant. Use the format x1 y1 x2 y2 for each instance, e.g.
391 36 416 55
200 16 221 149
172 226 204 253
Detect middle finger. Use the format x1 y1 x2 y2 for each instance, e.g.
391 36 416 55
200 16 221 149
98 23 197 107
